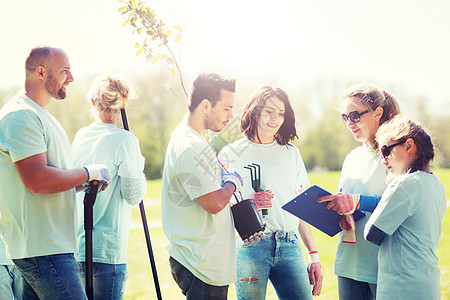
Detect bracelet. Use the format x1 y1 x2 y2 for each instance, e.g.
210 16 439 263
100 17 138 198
83 166 90 181
308 251 319 263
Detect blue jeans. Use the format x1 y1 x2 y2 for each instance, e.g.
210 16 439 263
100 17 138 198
235 231 313 300
78 262 128 300
338 276 376 300
169 257 229 300
12 253 87 300
0 264 23 299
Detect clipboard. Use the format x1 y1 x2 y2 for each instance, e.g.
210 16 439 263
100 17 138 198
281 185 365 237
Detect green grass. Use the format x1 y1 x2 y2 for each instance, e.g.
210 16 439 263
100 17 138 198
125 169 450 299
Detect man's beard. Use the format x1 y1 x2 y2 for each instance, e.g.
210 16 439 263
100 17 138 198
45 73 66 100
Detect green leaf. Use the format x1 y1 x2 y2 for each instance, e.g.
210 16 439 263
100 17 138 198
170 66 177 76
122 20 129 26
135 43 141 48
165 30 172 37
137 28 142 34
173 25 182 32
136 47 145 56
130 0 137 9
118 6 128 13
165 83 171 90
175 34 181 43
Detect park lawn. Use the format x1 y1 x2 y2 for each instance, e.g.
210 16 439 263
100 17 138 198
125 169 450 299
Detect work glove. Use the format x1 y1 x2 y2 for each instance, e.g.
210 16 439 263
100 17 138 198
83 164 111 191
243 231 265 246
339 215 356 244
221 169 243 193
318 193 360 215
307 251 323 296
251 190 273 211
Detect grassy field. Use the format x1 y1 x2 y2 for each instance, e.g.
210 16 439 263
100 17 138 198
125 169 450 299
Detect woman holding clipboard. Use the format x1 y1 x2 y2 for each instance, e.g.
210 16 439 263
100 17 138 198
318 84 401 300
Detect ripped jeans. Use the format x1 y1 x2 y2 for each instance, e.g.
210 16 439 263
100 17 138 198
235 231 313 300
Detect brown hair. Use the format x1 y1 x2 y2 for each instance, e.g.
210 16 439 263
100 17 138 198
188 73 236 112
25 46 62 74
241 86 297 145
342 83 401 148
376 115 434 173
342 83 401 125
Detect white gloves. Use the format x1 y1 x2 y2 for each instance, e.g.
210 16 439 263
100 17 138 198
221 169 243 193
84 164 111 191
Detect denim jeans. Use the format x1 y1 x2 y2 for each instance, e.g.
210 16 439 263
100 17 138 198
0 264 23 300
12 253 87 300
78 262 128 300
338 276 376 300
169 257 229 300
235 231 313 300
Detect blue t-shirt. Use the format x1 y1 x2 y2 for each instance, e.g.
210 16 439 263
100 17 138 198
0 95 76 259
72 122 145 264
365 171 446 299
335 145 387 284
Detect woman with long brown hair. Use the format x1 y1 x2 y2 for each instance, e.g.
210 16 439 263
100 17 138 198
219 86 323 299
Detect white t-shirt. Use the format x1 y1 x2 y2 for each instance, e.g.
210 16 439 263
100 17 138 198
218 137 310 233
335 145 387 284
365 171 446 300
161 119 236 286
72 122 145 264
0 95 76 259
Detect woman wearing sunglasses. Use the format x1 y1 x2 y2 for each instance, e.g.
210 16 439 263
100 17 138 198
319 84 401 300
218 86 323 299
364 115 445 299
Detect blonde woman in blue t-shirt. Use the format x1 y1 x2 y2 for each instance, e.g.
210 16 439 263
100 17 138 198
72 75 146 300
318 84 401 300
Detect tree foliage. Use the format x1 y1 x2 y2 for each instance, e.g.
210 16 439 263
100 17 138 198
119 0 188 101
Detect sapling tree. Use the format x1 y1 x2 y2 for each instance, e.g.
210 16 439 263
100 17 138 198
118 0 188 100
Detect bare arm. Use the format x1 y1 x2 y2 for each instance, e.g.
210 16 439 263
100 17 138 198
14 153 88 194
197 182 236 214
298 219 317 252
298 219 323 296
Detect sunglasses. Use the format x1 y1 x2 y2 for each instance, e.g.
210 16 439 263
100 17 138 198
341 110 369 124
380 140 406 159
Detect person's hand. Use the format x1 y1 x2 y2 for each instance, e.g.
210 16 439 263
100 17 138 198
252 190 273 210
221 169 243 193
339 215 356 243
307 251 323 296
243 231 265 246
84 164 111 191
318 193 360 215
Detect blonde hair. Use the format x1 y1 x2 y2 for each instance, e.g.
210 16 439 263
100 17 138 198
87 75 134 125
